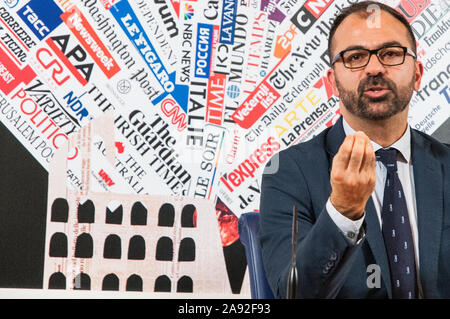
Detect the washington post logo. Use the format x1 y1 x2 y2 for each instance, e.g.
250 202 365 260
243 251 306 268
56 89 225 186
291 0 333 34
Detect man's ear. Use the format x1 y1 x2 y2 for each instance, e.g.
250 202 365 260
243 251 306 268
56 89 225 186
413 60 424 91
326 68 340 97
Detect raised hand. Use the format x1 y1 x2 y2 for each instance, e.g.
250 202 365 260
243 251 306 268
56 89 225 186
330 131 377 220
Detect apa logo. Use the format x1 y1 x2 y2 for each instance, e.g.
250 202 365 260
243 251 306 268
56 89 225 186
17 0 63 40
98 169 115 187
48 34 94 85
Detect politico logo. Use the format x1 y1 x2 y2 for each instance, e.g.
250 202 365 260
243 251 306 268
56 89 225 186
291 0 333 34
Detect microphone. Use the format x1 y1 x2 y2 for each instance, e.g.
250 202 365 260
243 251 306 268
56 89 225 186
286 204 299 299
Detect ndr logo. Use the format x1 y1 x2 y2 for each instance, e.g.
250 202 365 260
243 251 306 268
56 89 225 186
291 0 333 34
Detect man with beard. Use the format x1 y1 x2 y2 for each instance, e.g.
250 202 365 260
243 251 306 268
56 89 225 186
259 1 450 299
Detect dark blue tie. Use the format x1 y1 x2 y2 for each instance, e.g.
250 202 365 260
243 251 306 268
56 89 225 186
376 148 417 299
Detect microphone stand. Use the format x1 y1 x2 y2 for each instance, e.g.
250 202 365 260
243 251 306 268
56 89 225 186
286 204 299 299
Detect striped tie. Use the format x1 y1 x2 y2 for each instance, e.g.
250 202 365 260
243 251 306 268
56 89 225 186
376 148 417 299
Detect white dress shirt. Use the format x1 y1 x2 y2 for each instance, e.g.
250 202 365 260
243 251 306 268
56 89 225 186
326 117 422 296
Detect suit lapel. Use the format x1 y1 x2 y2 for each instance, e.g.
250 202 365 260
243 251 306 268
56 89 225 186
411 130 444 298
325 117 392 298
325 117 346 163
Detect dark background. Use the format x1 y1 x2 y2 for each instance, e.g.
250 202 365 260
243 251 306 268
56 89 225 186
0 121 48 288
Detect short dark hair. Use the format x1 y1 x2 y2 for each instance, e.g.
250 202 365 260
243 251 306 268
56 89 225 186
328 1 417 63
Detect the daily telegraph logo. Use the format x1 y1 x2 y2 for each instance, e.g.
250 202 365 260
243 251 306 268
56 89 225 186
61 5 120 79
291 0 333 34
17 0 63 40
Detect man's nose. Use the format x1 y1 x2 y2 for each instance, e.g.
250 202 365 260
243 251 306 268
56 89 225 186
364 53 386 75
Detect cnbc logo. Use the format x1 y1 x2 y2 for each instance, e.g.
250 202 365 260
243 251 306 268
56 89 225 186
184 3 194 20
291 0 333 34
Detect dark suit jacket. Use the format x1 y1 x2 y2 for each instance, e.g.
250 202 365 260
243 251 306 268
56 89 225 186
259 117 450 298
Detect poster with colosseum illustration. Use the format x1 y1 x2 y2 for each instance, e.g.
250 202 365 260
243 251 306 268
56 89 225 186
0 0 449 297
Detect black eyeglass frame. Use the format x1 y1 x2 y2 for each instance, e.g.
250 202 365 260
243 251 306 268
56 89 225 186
331 45 417 69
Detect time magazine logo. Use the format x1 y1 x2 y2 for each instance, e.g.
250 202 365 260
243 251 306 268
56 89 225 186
291 0 333 34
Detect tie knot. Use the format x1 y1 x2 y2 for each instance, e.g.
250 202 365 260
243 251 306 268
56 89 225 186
376 148 398 172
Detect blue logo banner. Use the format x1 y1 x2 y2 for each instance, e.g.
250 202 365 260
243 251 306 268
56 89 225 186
219 0 238 45
17 0 63 40
111 0 189 112
194 23 213 79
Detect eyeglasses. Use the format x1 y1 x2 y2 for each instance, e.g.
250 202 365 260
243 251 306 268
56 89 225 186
331 45 416 69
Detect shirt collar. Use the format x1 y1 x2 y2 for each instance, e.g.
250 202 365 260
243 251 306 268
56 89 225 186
342 117 411 163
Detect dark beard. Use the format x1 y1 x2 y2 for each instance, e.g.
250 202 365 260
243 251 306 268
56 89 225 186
336 73 415 121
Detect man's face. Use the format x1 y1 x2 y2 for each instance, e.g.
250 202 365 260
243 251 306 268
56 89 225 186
327 10 423 121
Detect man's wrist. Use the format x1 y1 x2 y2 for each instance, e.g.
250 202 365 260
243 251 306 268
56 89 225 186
326 198 365 244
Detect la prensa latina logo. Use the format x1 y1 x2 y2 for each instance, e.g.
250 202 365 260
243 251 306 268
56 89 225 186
184 3 194 20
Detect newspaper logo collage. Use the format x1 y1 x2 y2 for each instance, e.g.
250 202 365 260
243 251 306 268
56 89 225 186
0 0 449 295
